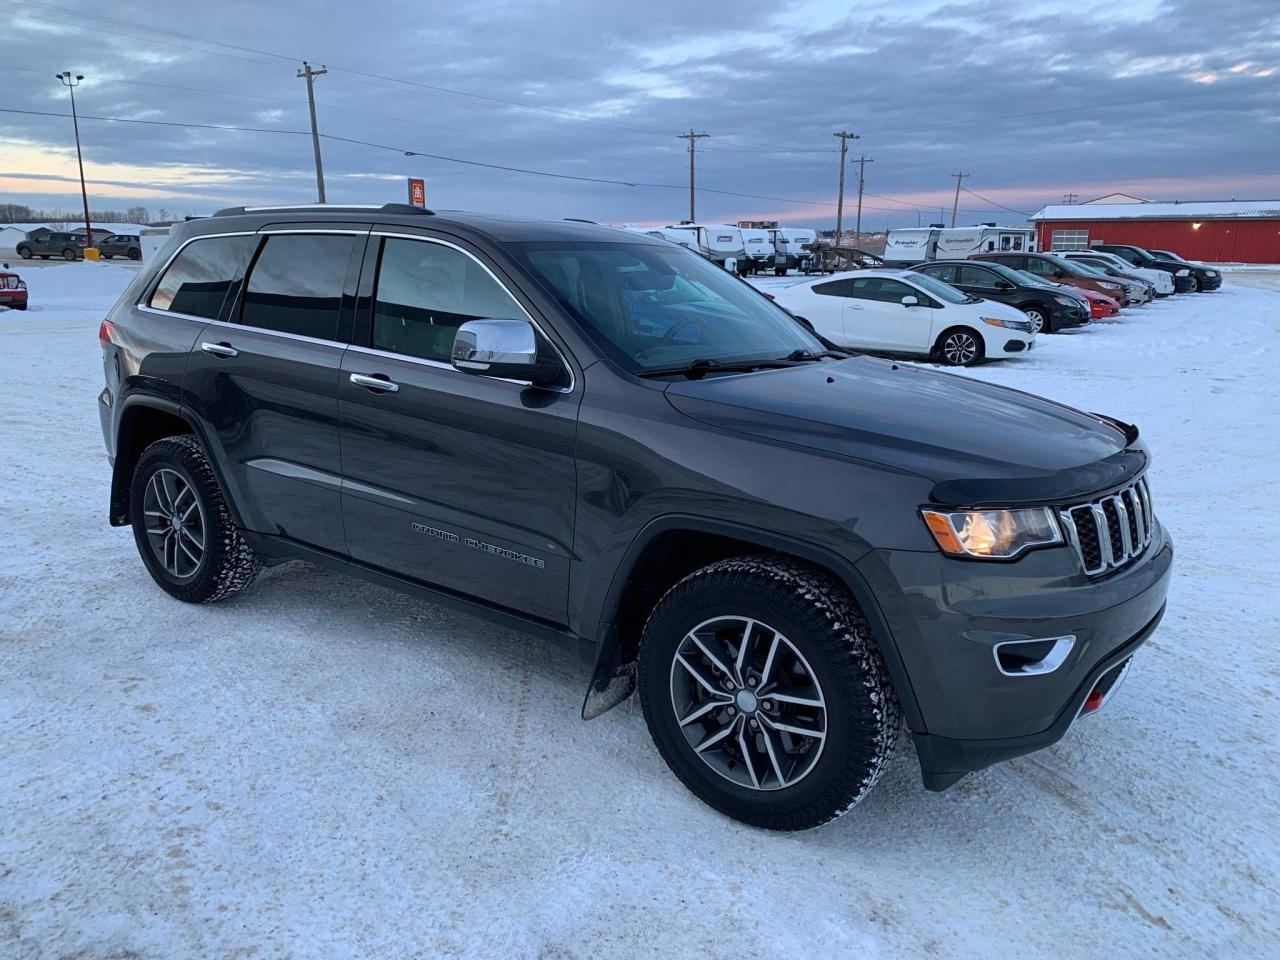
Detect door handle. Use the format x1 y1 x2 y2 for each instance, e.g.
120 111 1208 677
200 341 238 358
350 372 400 393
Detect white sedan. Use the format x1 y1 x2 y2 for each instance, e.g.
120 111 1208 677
771 269 1036 366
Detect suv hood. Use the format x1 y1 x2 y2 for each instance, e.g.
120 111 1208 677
665 357 1145 504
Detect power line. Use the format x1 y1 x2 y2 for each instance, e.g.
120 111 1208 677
961 186 1032 217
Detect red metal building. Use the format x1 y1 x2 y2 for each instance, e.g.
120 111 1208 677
1030 200 1280 264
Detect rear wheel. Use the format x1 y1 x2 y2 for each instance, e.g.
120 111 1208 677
638 556 900 830
936 327 984 366
128 248 142 260
1021 305 1051 334
129 435 260 603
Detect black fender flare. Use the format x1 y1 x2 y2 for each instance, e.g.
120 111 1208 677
581 514 924 731
109 395 245 529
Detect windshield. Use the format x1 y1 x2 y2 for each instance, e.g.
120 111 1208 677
1013 268 1059 290
508 241 823 372
1069 260 1114 278
905 271 970 304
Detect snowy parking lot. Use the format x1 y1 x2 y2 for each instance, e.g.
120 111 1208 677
2 262 1277 958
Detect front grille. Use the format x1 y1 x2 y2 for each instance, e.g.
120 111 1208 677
1059 477 1154 576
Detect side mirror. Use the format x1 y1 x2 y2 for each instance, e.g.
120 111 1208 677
901 295 919 307
995 280 1015 291
1052 270 1066 279
451 318 559 386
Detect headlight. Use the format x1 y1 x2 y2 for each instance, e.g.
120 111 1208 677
1100 281 1121 291
1053 295 1077 306
1205 270 1217 277
1176 269 1190 276
981 315 1032 332
921 507 1063 560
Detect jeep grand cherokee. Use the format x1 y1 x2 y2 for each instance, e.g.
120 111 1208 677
98 204 1173 830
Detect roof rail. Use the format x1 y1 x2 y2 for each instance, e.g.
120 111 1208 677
212 202 434 217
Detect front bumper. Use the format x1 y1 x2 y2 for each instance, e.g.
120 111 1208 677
1048 302 1090 328
855 521 1173 789
1197 273 1222 290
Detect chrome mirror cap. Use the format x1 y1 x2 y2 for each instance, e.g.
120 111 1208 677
451 318 552 384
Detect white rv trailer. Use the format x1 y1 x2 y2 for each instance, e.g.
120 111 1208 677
770 227 817 274
738 227 774 274
665 223 748 273
619 225 699 251
882 225 1036 266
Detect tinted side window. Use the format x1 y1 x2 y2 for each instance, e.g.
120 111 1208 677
148 235 255 319
851 277 915 303
240 234 355 340
371 238 524 362
1024 257 1058 277
958 265 998 287
811 279 856 297
918 264 956 283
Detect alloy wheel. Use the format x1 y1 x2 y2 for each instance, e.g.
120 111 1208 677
1024 308 1046 334
943 331 979 365
669 616 827 791
141 467 206 580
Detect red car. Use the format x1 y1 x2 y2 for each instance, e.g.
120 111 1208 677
0 266 28 311
1076 287 1121 319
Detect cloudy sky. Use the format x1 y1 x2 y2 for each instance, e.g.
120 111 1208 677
1 0 1277 228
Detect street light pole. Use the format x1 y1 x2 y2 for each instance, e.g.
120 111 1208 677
55 71 93 247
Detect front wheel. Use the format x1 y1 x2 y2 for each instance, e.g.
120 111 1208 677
638 556 901 830
16 246 32 260
62 248 77 261
936 327 984 366
128 248 142 260
1022 305 1050 334
129 435 260 603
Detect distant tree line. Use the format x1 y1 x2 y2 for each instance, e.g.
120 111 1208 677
0 204 183 226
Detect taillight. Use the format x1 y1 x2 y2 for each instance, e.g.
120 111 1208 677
98 319 115 349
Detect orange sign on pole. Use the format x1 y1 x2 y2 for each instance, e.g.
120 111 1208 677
407 178 426 208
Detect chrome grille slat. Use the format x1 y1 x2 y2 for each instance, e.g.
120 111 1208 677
1057 477 1155 577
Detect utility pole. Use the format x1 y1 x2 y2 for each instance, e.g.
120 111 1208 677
297 62 328 202
54 71 92 247
1062 192 1078 205
949 171 969 228
852 155 873 243
832 131 859 244
676 130 710 222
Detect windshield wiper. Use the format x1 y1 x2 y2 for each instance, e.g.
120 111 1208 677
785 348 853 361
637 357 801 380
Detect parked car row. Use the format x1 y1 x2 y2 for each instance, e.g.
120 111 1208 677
767 243 1221 366
11 230 141 261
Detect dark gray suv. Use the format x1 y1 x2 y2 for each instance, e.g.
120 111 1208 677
98 204 1173 830
16 230 86 260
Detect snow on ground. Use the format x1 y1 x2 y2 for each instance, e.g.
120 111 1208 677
2 262 1278 959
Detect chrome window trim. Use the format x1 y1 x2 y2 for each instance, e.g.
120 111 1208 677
364 230 576 393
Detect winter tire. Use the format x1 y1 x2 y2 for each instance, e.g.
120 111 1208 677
638 556 901 830
937 327 984 366
1022 305 1050 334
129 435 260 603
17 246 32 260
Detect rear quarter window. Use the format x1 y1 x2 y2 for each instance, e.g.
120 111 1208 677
148 235 255 319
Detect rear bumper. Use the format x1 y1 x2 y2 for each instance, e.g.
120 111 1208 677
0 291 27 308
